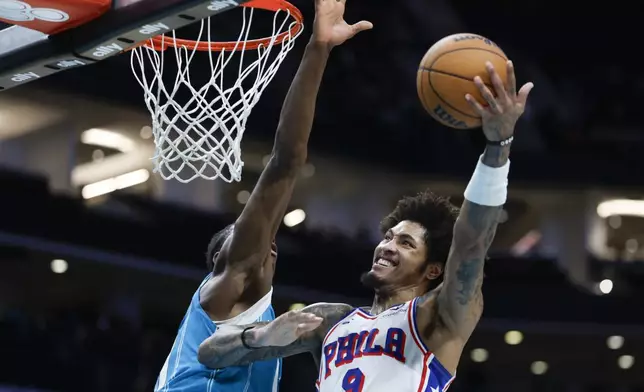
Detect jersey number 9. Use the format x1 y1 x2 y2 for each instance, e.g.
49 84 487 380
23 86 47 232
342 368 365 392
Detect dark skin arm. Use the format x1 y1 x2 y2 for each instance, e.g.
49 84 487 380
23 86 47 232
416 61 533 373
221 40 333 267
200 0 373 321
197 303 353 369
200 42 332 320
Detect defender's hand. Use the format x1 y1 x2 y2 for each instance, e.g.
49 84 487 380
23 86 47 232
311 0 373 49
252 310 323 347
465 60 534 141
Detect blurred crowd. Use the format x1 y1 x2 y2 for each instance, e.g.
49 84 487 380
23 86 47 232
0 307 170 392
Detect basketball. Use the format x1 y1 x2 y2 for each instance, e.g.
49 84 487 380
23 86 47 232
417 33 508 129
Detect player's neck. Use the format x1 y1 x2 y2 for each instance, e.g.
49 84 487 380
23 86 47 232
370 285 424 315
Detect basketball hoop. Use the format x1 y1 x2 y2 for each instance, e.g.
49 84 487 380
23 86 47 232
130 0 304 183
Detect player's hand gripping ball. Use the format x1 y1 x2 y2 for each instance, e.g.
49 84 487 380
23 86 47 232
465 60 534 142
418 33 519 129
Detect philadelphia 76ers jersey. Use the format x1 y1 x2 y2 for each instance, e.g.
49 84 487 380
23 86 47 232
315 297 455 392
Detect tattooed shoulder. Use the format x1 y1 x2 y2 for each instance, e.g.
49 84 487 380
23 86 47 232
304 302 354 337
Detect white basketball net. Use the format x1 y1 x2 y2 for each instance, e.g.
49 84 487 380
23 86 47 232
131 7 302 183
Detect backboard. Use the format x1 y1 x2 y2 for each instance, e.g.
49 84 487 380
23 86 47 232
0 0 252 91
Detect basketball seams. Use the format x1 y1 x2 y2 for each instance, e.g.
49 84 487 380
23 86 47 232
427 47 508 70
416 69 470 127
422 69 480 120
418 67 495 90
416 37 508 129
424 46 506 90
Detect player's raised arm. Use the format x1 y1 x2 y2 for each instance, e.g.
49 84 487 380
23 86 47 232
201 0 372 318
198 303 353 369
432 61 534 339
215 36 325 267
211 0 373 270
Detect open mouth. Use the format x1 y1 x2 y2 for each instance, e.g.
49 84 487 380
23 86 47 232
374 258 397 268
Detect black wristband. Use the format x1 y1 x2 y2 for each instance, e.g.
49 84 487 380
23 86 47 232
241 326 256 350
486 136 513 147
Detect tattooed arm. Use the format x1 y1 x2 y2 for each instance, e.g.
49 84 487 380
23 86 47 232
425 60 531 342
198 303 353 369
435 144 509 338
411 146 509 375
417 59 533 344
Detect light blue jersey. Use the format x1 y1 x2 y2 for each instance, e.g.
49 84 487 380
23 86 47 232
155 275 282 392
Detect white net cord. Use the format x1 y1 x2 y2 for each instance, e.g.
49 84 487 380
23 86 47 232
131 7 302 183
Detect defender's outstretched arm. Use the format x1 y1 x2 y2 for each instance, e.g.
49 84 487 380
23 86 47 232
218 41 332 271
202 0 372 319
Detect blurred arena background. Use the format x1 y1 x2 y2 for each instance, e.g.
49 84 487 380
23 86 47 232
0 0 643 391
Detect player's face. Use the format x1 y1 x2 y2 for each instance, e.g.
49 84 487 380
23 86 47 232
365 220 439 289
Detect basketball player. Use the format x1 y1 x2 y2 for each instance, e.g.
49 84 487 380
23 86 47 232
154 0 372 391
196 61 534 391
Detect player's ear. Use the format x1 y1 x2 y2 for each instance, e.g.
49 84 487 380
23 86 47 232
213 251 220 262
424 262 443 280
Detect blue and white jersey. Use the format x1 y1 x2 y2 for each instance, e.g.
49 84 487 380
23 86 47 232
155 275 282 392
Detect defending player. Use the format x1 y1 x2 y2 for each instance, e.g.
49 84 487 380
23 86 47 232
154 0 372 391
196 61 533 391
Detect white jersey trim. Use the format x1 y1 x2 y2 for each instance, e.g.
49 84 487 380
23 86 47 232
408 297 456 392
320 307 361 347
408 297 429 355
215 287 273 325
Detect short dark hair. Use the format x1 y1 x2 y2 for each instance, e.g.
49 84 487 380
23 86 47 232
379 190 459 267
206 224 234 272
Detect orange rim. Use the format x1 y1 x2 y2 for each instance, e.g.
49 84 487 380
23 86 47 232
145 0 303 52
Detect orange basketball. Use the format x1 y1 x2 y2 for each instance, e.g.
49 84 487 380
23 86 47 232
417 33 508 129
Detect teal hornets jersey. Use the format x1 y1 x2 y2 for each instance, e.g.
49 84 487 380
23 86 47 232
155 275 282 392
